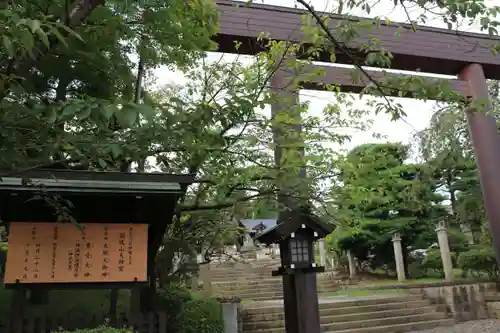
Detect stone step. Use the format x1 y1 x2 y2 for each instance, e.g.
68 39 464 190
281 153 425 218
242 318 454 333
243 304 439 322
212 274 340 280
484 293 500 302
213 280 340 292
319 299 432 316
210 274 279 280
243 309 445 331
215 288 340 298
327 319 455 333
243 300 433 320
238 291 284 300
319 295 424 309
212 275 338 281
243 295 424 315
213 276 339 284
211 277 340 286
323 312 447 332
212 278 282 286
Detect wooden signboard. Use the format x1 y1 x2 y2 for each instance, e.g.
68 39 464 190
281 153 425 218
4 222 148 284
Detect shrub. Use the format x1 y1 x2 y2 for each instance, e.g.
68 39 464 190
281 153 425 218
420 249 456 278
447 228 470 254
155 284 223 333
58 326 133 333
457 245 498 279
408 262 427 279
177 298 223 333
0 242 7 278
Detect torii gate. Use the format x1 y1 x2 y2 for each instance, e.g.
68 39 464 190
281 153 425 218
213 1 500 332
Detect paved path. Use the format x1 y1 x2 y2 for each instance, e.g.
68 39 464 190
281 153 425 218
410 320 500 333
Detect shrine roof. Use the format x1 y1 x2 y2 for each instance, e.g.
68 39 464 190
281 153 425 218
239 218 277 233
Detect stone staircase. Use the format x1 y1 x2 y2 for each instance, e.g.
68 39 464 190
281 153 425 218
208 257 341 301
241 294 455 333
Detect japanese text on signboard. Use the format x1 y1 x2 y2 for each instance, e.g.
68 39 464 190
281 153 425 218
5 223 148 284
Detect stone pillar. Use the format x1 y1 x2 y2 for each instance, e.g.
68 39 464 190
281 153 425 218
241 234 255 252
436 221 454 281
191 253 205 290
318 239 326 267
392 233 406 282
199 263 212 296
220 300 241 333
347 250 356 277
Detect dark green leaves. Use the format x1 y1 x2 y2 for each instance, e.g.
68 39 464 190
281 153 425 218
115 103 139 128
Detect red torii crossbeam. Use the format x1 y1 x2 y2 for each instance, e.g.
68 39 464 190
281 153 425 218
214 0 500 78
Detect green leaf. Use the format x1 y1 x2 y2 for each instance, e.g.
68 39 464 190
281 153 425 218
45 107 57 124
78 107 92 120
98 158 107 169
56 23 85 43
29 19 41 33
50 27 68 48
60 102 84 119
19 30 35 58
35 29 50 48
116 104 138 128
102 104 117 120
110 144 122 159
2 35 14 58
134 103 155 120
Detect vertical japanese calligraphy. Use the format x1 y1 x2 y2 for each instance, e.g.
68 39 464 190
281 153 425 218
4 223 148 284
102 226 110 278
118 232 125 272
83 227 92 278
74 233 81 279
51 226 58 279
22 243 29 281
128 226 133 266
32 226 40 280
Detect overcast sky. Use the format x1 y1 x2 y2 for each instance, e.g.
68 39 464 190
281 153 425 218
152 0 489 156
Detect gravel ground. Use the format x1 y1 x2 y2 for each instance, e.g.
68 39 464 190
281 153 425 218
410 320 500 333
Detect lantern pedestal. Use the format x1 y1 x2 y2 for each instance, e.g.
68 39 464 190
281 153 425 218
282 272 321 333
254 207 335 333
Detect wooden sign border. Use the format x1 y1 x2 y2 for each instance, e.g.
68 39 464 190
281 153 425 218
4 222 149 288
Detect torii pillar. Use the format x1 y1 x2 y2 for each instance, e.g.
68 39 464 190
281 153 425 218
271 63 321 333
459 64 500 267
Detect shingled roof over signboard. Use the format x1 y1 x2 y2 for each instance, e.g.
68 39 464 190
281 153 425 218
214 0 500 79
0 169 194 224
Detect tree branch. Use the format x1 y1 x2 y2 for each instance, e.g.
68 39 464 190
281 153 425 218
295 0 397 110
2 0 105 92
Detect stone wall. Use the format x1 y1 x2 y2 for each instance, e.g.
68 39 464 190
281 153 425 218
419 282 495 321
